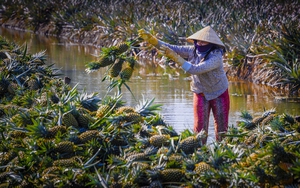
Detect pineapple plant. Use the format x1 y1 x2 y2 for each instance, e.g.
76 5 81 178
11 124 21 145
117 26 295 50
115 106 135 115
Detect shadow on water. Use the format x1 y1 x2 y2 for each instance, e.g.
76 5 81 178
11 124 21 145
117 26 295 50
1 27 299 142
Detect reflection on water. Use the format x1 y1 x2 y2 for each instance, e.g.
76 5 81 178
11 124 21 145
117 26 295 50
1 27 299 140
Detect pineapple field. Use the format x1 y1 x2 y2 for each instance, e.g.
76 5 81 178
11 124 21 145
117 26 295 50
1 31 300 187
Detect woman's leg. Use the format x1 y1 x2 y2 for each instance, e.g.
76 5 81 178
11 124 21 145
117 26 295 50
210 89 230 141
193 93 210 143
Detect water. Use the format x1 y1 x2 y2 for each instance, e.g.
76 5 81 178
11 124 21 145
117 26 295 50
1 27 299 142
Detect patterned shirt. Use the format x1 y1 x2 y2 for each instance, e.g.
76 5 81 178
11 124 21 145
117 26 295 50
159 41 229 100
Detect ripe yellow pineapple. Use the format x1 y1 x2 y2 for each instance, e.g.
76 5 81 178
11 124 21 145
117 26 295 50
159 168 185 182
115 106 135 115
149 134 170 147
96 104 111 118
194 161 211 174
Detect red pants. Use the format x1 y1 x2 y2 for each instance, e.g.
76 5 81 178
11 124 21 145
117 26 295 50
193 89 230 143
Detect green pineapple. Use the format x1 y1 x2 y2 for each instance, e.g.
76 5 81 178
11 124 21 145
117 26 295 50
149 134 170 147
178 130 206 154
55 141 75 153
98 56 115 67
53 157 79 167
62 112 79 127
159 168 185 182
120 66 133 81
78 130 100 143
194 161 211 174
115 42 130 54
124 112 143 123
9 130 27 139
109 58 124 78
48 125 67 138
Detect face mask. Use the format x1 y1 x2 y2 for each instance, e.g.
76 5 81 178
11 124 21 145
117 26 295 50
194 40 214 53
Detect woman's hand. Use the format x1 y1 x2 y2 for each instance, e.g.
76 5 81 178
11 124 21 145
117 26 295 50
138 29 158 46
160 45 185 66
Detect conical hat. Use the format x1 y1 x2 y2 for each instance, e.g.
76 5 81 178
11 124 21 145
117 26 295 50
187 26 225 47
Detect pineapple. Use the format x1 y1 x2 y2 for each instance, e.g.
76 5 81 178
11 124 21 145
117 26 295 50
120 66 133 81
124 112 143 123
109 58 124 78
115 42 130 54
96 104 111 118
55 141 75 153
178 130 206 154
261 114 275 126
78 130 100 143
97 56 115 67
42 166 61 176
48 125 67 138
115 106 135 115
9 130 27 139
159 168 185 182
149 134 170 147
194 161 211 174
62 112 79 128
53 157 79 167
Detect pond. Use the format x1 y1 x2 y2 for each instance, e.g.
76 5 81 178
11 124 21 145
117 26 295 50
1 27 299 143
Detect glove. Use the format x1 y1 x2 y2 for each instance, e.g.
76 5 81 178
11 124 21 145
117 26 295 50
138 29 159 47
160 45 186 66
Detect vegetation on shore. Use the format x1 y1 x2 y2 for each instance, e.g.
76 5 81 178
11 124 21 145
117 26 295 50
0 0 300 95
1 28 300 187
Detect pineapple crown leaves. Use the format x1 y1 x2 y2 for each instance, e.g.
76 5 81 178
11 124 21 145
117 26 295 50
26 118 48 138
240 110 253 121
60 83 79 105
135 97 162 117
77 92 101 112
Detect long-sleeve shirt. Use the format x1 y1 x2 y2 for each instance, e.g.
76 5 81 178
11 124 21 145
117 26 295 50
159 41 229 100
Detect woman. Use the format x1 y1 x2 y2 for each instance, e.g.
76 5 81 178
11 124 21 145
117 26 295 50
138 26 229 144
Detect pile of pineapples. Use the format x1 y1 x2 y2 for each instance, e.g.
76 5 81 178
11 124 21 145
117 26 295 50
1 36 300 187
